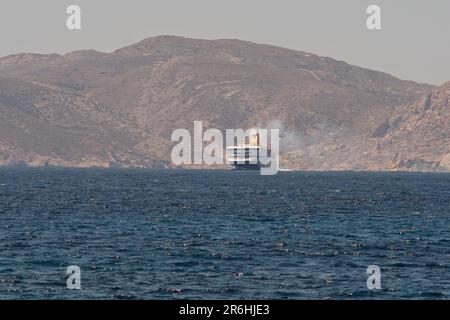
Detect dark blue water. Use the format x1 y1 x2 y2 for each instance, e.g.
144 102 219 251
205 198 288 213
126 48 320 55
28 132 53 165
0 168 450 299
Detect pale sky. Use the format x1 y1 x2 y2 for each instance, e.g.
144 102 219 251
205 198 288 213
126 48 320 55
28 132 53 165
1 0 449 85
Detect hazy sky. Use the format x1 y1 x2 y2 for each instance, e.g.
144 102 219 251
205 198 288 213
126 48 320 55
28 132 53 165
1 0 449 85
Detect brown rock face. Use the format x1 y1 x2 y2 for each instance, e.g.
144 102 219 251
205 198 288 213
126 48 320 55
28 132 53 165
0 35 447 171
380 82 450 171
284 82 450 171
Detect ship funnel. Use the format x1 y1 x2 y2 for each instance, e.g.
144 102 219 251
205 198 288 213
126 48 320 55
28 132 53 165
250 132 260 146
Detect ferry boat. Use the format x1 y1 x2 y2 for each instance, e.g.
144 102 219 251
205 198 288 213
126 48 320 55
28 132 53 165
226 132 270 170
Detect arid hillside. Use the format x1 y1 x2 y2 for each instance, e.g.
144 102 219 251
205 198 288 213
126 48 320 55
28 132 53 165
0 36 447 171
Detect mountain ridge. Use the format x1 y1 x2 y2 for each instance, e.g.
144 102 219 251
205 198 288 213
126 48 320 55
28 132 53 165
0 35 447 171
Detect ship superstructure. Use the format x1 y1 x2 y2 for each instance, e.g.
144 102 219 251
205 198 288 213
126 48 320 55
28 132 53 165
226 132 270 170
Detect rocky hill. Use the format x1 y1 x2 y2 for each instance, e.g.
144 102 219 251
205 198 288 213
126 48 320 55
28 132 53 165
0 35 447 171
283 81 450 172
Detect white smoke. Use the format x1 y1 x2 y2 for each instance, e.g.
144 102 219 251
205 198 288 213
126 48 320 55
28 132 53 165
255 119 305 153
255 119 343 153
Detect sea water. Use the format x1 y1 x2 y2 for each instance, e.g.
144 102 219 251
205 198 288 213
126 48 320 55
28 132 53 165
0 168 449 299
